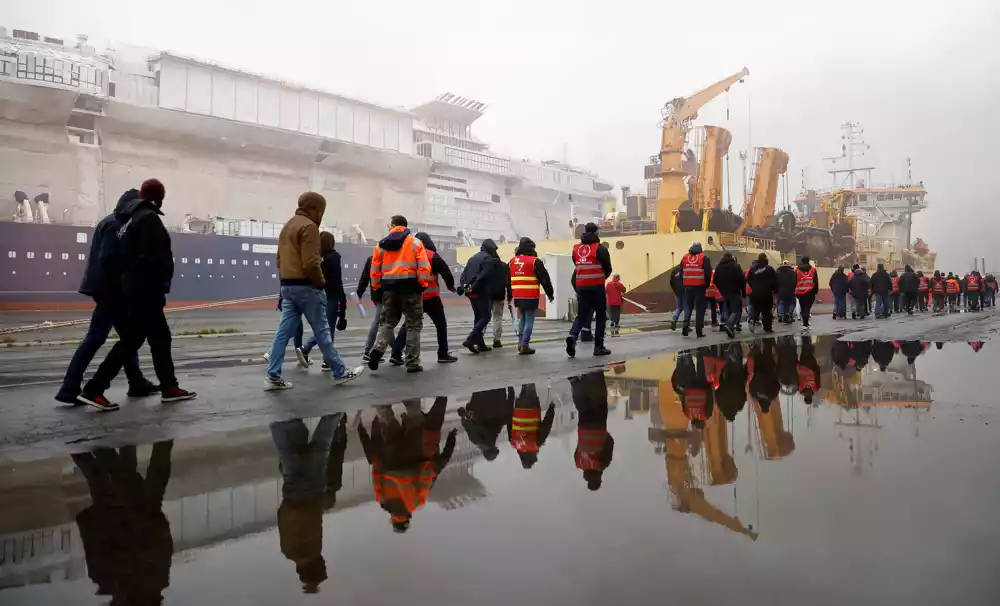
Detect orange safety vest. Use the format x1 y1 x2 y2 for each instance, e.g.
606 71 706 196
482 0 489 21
705 270 721 300
797 364 818 393
370 227 432 291
509 254 540 300
967 275 981 291
575 427 608 471
891 276 900 293
371 460 436 522
681 253 707 287
946 279 959 294
795 266 817 296
931 277 945 294
572 242 605 288
683 387 708 420
510 407 541 453
422 250 440 300
918 276 929 292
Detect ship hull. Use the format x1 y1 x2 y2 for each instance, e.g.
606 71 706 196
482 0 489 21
0 222 459 311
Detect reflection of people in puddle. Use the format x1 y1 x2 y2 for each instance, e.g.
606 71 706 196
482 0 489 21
459 387 514 461
507 383 555 469
672 350 715 429
797 336 821 404
359 398 456 533
571 371 615 491
747 339 779 412
715 343 747 422
872 340 896 371
831 340 852 371
271 413 347 594
776 336 800 395
968 341 984 352
72 441 174 605
850 340 872 370
897 340 926 364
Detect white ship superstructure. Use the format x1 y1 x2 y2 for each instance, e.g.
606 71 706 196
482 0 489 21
410 93 614 246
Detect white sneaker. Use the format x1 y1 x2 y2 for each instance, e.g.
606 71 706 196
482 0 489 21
295 347 311 368
263 351 270 361
334 366 365 386
264 376 293 391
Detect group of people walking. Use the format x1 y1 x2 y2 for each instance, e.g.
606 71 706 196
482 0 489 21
828 264 997 318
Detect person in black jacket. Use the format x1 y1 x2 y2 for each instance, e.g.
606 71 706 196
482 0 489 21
748 338 780 412
746 253 778 332
459 386 515 461
679 242 712 338
795 256 819 328
392 232 458 364
571 371 614 490
459 239 499 352
869 264 892 318
848 267 871 319
669 263 685 330
299 233 349 369
712 252 745 338
566 223 613 356
55 189 158 408
775 261 797 324
829 265 849 319
714 342 747 421
81 179 196 410
871 339 896 372
898 265 919 315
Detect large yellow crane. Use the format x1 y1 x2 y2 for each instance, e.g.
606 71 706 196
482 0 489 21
695 126 735 230
737 146 789 236
655 68 749 234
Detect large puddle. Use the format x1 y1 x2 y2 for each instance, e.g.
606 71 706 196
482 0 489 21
1 335 998 604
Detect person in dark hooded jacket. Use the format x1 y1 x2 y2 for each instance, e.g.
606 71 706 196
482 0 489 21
300 232 348 367
869 264 891 318
487 248 512 348
669 263 686 329
712 252 745 338
714 343 747 421
871 340 896 372
566 223 613 357
796 336 821 404
82 179 196 410
391 232 458 364
678 242 712 338
848 267 870 318
746 253 778 332
459 239 500 352
571 371 614 490
56 189 157 407
507 237 554 354
775 261 797 324
898 265 919 314
748 339 780 413
459 387 516 461
829 266 849 319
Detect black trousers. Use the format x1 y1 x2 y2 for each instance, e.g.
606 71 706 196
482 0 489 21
903 292 917 313
571 289 607 345
394 296 449 357
797 294 815 327
853 296 868 317
749 296 773 331
467 296 492 348
86 301 177 395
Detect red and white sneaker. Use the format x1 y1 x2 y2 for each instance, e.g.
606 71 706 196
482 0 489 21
77 392 120 412
161 386 197 403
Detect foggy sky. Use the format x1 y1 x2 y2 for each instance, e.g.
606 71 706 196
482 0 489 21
7 0 999 268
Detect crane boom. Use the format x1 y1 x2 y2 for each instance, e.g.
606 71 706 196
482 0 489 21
656 68 749 233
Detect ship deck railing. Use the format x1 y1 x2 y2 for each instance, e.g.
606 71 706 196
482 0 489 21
718 233 777 251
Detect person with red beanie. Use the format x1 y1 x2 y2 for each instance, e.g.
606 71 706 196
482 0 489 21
80 179 196 410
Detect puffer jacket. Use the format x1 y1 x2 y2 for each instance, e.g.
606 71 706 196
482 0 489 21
277 192 326 288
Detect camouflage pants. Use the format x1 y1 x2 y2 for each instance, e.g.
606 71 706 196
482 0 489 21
373 292 423 367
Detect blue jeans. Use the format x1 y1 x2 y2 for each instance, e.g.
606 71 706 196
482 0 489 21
468 297 493 347
723 295 742 328
58 300 143 398
270 413 341 501
518 308 537 346
874 293 889 316
672 293 687 321
833 294 847 317
267 286 345 379
303 297 340 354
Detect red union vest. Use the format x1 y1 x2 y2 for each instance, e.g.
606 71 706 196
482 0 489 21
705 270 721 300
797 364 818 393
511 407 542 453
683 387 708 420
745 267 752 295
681 253 707 286
932 277 945 294
575 427 608 471
509 255 540 300
572 242 605 288
967 275 981 291
422 250 440 300
918 276 929 292
891 276 900 293
795 266 816 295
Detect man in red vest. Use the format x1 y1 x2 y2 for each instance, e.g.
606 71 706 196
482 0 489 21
571 371 614 491
567 223 613 358
679 242 713 338
794 256 820 328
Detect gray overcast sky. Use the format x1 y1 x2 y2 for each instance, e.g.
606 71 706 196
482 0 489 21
7 0 999 268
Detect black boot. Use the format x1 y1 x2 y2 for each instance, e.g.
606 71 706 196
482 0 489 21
565 336 577 358
593 345 611 356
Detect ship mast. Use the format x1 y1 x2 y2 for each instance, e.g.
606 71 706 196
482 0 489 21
824 121 874 188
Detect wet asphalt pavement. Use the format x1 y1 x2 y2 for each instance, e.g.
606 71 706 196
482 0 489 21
1 309 999 604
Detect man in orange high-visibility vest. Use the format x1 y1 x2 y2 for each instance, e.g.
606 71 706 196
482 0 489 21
367 215 433 372
679 242 713 338
566 223 613 358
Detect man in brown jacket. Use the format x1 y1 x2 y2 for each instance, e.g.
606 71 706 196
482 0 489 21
265 192 364 390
